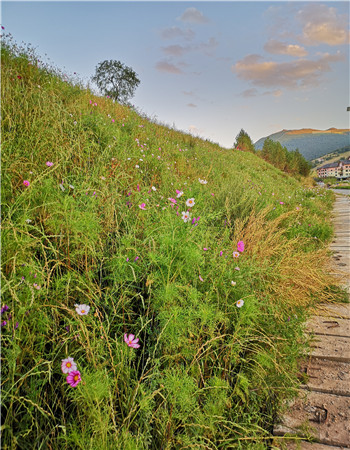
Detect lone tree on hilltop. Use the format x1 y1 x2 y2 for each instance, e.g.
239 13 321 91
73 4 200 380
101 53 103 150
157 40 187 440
234 129 255 153
92 60 140 103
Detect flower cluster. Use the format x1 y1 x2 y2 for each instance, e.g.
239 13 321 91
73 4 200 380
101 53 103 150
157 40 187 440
61 356 81 387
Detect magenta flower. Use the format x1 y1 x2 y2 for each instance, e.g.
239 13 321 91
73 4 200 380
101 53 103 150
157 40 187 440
124 333 140 348
23 180 30 187
46 161 54 167
280 201 284 205
61 357 77 374
237 241 244 253
1 305 9 315
139 203 146 210
219 251 223 256
168 198 177 204
66 370 81 387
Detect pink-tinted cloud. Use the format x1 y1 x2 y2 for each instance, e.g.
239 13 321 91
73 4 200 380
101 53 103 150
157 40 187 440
187 103 197 108
240 87 283 98
232 52 344 89
297 4 350 46
159 26 195 41
264 39 308 57
155 61 184 74
161 44 189 57
241 88 258 98
197 37 219 56
178 7 209 24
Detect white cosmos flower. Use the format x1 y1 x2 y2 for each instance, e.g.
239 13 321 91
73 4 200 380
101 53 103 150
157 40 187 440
151 186 157 191
186 198 195 207
75 304 90 316
236 299 244 308
181 211 191 223
198 178 208 184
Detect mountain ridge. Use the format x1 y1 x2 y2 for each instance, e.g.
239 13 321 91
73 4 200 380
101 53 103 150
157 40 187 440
254 128 350 161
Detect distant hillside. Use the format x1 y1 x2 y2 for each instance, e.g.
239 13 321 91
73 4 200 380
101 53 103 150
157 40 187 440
311 147 350 169
254 128 350 161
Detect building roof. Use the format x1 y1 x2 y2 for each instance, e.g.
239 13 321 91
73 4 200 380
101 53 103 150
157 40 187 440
319 162 339 169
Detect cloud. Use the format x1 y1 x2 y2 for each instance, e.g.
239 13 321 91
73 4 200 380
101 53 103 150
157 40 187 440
241 88 258 98
178 7 209 24
187 103 197 108
159 26 195 41
240 88 283 98
155 61 184 74
161 44 189 57
183 90 195 96
264 39 308 57
297 4 350 46
197 37 219 56
232 52 344 89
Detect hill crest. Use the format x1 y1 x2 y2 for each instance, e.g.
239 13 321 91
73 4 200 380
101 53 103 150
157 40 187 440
255 128 350 160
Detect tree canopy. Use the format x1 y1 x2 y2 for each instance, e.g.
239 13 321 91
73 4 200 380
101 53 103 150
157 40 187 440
233 129 256 153
92 60 140 103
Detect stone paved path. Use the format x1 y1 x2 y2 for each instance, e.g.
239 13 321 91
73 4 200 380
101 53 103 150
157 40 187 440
273 194 350 449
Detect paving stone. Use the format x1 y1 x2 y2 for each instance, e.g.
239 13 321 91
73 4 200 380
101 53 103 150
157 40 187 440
315 304 350 320
309 334 350 362
283 441 346 449
306 316 350 337
299 358 350 397
273 391 350 447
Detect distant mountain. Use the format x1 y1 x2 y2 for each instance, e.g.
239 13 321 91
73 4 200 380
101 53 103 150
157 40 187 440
254 128 350 161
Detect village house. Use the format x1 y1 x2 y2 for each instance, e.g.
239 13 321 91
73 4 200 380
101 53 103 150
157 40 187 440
317 159 350 179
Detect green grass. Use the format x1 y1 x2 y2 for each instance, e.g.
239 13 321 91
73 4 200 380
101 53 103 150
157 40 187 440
1 38 343 449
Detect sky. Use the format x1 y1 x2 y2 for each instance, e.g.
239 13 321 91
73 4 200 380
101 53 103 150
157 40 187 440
1 1 349 148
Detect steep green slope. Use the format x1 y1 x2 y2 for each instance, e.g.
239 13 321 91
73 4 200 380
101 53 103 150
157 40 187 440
1 42 340 449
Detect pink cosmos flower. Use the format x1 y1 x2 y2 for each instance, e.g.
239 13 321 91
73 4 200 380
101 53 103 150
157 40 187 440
168 198 177 204
199 275 204 282
237 241 244 253
61 357 77 374
75 304 90 316
176 190 184 198
46 161 54 167
219 251 223 256
139 203 146 210
66 370 81 387
280 201 284 205
23 180 30 187
124 333 140 348
232 251 240 258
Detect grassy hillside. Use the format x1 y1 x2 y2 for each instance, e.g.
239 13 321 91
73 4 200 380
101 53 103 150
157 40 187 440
255 129 350 161
1 40 342 449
